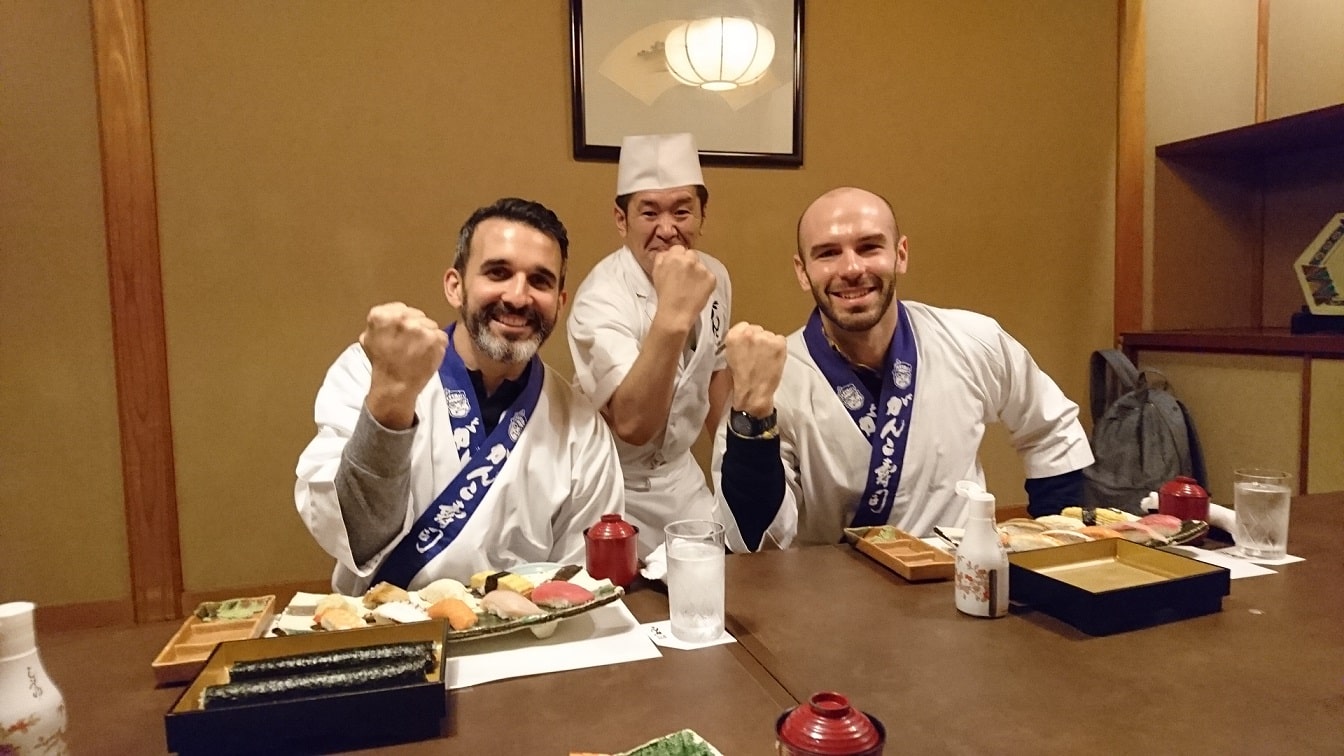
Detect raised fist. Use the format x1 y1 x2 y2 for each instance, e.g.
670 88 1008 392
651 245 717 332
359 302 447 428
725 322 787 418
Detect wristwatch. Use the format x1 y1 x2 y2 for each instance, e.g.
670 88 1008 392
729 408 778 439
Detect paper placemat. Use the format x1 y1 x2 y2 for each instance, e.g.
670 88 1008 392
641 621 737 650
445 600 661 689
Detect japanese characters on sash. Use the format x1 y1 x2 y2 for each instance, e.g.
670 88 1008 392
373 324 542 587
802 303 918 529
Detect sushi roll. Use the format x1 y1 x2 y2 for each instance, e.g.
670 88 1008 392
201 656 429 709
227 640 436 682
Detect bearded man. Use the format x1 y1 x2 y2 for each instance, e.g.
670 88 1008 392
712 187 1093 552
296 198 623 592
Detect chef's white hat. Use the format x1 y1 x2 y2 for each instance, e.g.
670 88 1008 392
615 133 704 195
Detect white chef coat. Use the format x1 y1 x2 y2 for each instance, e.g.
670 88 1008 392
567 246 731 556
295 343 624 593
711 301 1094 552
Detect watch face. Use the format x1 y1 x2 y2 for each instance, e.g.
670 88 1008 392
730 411 756 437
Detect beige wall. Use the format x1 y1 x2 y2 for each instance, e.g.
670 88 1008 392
0 1 129 605
1267 0 1344 119
5 1 1117 605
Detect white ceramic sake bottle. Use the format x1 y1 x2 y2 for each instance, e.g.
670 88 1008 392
0 602 70 755
954 481 1009 618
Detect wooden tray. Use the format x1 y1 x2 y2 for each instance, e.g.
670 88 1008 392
848 526 955 582
152 596 277 685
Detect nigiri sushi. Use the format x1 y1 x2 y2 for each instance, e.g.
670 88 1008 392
469 570 533 597
362 581 410 609
530 581 595 609
480 589 544 619
416 578 469 605
1138 513 1183 537
427 598 479 631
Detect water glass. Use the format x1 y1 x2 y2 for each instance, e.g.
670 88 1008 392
664 519 725 643
1233 468 1292 559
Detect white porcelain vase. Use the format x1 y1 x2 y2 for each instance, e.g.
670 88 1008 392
0 602 69 755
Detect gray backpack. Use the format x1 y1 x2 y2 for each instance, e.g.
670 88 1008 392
1083 350 1209 514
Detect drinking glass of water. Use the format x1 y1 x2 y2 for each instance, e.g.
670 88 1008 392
1233 468 1292 560
664 519 725 643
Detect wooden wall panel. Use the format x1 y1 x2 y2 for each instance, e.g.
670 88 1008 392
0 0 130 608
1136 351 1302 500
1307 359 1344 494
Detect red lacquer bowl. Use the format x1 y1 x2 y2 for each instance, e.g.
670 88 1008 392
776 691 885 756
583 513 638 588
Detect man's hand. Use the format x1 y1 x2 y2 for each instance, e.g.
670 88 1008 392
359 302 448 430
725 322 787 418
650 245 716 333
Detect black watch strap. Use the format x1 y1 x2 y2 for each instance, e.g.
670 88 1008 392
729 408 778 439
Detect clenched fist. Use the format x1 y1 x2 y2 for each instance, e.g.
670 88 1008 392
359 302 448 429
651 245 717 332
725 322 787 418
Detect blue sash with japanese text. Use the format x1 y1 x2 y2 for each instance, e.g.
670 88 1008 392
802 303 918 529
372 324 542 587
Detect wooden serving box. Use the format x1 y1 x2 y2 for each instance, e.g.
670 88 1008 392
1009 539 1231 635
152 596 277 685
849 526 955 582
164 620 449 754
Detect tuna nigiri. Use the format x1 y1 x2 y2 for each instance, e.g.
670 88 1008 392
530 581 595 609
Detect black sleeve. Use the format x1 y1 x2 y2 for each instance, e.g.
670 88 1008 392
719 431 786 551
1024 468 1085 518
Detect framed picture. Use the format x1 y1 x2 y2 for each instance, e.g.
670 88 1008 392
569 0 804 167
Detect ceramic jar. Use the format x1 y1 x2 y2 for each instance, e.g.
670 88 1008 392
584 514 639 588
776 691 885 755
0 602 69 755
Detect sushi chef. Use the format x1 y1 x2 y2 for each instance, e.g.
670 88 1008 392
295 197 624 593
566 133 732 558
712 187 1094 552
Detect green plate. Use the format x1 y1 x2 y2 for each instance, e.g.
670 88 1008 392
619 729 723 756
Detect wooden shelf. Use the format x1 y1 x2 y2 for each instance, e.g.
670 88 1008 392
1122 328 1344 358
1156 104 1344 160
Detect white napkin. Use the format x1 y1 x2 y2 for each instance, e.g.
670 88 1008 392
640 542 668 582
1139 491 1237 533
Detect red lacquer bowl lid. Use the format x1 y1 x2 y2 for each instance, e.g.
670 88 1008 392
586 513 637 540
776 691 884 756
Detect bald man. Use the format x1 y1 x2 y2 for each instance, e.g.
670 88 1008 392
711 187 1093 552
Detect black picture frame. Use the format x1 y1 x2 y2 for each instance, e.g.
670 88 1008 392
569 0 804 168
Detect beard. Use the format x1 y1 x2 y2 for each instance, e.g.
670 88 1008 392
808 273 896 333
463 299 554 364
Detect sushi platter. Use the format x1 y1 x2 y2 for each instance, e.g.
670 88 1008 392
272 563 624 642
933 510 1210 553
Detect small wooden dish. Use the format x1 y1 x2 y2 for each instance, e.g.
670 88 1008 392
152 596 276 685
851 527 955 582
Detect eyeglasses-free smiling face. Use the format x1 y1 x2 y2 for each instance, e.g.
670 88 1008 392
444 218 567 365
794 187 908 334
614 186 705 277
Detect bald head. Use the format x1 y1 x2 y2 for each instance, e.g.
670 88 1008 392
796 187 900 259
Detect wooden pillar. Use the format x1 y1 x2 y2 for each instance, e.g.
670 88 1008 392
89 0 183 622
